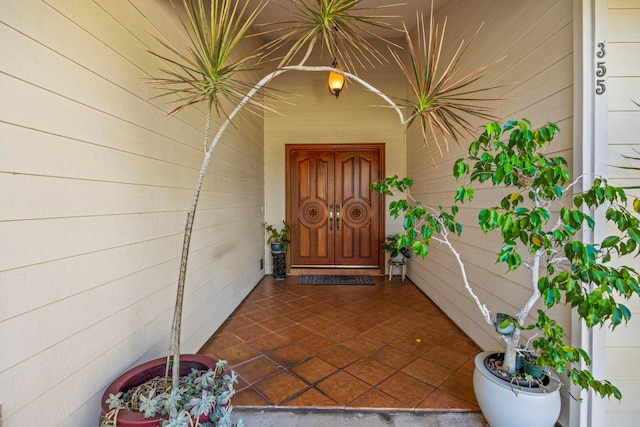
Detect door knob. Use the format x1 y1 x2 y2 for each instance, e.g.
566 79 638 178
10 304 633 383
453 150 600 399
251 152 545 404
329 205 333 231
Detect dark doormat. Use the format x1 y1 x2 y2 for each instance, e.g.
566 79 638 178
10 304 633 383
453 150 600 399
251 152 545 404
298 275 375 285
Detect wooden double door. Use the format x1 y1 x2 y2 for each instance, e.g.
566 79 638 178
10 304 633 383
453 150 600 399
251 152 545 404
286 144 384 269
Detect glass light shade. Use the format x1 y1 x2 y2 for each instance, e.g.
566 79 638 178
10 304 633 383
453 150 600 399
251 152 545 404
328 67 344 98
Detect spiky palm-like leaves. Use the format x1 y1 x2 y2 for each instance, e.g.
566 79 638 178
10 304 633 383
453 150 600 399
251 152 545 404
269 0 402 71
611 100 639 190
390 7 502 155
149 0 268 119
614 149 640 190
148 0 270 392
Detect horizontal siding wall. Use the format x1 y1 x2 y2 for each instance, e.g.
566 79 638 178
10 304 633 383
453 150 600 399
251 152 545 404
404 1 574 425
605 1 640 425
0 1 265 426
263 41 407 272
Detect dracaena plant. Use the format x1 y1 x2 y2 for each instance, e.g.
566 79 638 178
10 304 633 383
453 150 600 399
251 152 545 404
372 119 640 399
146 0 271 395
265 0 402 71
137 3 507 425
148 0 501 397
388 3 505 156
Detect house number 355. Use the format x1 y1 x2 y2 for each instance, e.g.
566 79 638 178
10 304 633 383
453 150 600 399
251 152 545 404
595 42 606 95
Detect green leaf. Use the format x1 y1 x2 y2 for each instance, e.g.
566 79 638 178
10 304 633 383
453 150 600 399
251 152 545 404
469 140 480 156
543 287 560 307
540 126 549 140
601 236 620 248
628 228 640 245
503 120 517 131
453 159 469 179
500 197 510 210
585 214 595 228
612 306 622 328
620 304 631 322
572 210 583 225
502 215 514 235
538 276 549 292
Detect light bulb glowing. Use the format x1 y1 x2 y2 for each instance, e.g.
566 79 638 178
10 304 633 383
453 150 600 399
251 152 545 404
328 66 344 98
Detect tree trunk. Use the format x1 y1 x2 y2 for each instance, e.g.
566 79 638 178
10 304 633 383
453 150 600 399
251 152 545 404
166 64 403 391
503 330 520 374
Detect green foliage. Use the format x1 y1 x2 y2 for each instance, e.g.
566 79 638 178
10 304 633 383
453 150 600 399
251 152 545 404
388 5 503 155
264 221 292 251
101 360 241 427
612 148 640 190
382 234 412 259
372 120 640 399
148 0 269 117
270 0 401 71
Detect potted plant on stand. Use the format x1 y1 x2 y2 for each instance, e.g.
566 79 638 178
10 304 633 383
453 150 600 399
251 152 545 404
383 234 411 280
264 221 291 279
383 234 412 261
372 119 640 427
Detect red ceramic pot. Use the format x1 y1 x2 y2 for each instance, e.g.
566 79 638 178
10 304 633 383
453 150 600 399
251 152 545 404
100 354 218 427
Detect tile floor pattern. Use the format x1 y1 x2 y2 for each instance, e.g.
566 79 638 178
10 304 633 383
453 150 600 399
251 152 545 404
198 274 481 412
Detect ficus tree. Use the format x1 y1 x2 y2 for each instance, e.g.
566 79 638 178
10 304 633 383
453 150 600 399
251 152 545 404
372 119 640 399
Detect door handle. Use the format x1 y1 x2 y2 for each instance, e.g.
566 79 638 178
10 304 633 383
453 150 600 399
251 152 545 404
336 204 340 231
329 205 333 231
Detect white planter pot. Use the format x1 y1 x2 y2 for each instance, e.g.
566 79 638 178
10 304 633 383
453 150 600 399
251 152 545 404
473 351 561 427
390 254 405 262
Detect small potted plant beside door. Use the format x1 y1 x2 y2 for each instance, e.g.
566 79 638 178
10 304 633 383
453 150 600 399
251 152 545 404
383 234 411 280
264 221 291 279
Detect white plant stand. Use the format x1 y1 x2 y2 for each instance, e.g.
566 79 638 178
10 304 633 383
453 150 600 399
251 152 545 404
388 258 406 281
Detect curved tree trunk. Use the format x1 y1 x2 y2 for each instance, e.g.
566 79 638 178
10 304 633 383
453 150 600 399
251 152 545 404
167 62 406 391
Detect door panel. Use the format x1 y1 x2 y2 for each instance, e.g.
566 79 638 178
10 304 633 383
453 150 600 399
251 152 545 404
290 150 335 265
287 145 383 268
335 150 379 266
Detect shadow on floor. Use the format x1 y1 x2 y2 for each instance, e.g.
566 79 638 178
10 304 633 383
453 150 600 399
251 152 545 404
199 274 482 414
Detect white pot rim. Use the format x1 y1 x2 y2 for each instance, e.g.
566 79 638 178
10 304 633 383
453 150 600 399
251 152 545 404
475 351 562 396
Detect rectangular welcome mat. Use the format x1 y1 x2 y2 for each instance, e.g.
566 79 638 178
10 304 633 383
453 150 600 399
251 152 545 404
298 275 375 285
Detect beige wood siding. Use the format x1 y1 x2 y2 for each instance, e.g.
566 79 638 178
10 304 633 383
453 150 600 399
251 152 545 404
404 1 574 425
605 1 640 425
0 1 265 425
263 41 407 272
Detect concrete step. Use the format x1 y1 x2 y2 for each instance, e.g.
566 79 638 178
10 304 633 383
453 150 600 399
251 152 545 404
232 408 487 427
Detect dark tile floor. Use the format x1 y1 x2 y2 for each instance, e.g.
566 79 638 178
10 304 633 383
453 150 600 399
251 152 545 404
198 274 481 412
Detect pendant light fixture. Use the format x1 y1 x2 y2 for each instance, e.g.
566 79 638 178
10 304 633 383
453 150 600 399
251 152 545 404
327 58 344 99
